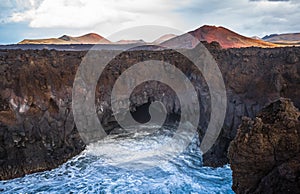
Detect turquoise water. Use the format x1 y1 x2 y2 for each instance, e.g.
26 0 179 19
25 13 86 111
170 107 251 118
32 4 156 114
0 126 233 193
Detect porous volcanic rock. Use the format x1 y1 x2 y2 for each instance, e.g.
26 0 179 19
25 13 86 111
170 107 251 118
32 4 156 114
228 98 300 193
0 49 87 180
202 45 300 167
0 43 300 179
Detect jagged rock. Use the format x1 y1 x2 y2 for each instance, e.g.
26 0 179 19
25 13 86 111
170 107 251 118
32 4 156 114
0 44 300 179
0 50 86 180
228 98 300 193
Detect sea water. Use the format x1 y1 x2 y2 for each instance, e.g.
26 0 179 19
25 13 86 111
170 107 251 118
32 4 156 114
0 125 233 193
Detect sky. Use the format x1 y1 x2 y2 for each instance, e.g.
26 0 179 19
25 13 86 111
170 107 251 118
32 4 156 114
0 0 299 44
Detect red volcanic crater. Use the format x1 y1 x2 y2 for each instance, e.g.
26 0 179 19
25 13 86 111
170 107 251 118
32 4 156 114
161 25 278 49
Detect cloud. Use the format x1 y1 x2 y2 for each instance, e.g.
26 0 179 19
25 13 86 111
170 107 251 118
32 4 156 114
250 0 289 1
178 0 300 37
0 0 43 22
1 0 300 43
8 0 190 37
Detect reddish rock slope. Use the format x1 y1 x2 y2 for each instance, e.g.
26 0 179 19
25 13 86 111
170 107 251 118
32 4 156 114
162 25 278 49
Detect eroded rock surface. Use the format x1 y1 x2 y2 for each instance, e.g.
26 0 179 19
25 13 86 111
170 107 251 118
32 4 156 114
0 50 86 180
0 43 300 179
228 98 300 193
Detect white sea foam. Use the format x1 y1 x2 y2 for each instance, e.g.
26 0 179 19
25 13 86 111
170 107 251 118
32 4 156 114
0 125 233 193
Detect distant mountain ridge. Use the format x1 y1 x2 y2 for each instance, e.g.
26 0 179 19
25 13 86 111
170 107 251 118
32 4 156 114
19 33 111 44
152 34 177 44
262 33 300 45
115 39 146 44
18 25 300 48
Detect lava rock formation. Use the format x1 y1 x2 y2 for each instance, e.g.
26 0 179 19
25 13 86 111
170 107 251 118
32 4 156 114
0 43 299 179
228 98 300 193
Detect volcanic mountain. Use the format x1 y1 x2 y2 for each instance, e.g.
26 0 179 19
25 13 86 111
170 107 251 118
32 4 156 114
152 34 177 45
114 34 177 45
18 33 111 44
17 26 283 48
115 39 146 44
263 33 300 45
161 25 278 49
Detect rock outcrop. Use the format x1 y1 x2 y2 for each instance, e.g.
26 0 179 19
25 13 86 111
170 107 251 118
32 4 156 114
202 45 300 167
228 98 300 193
0 50 86 180
0 43 299 179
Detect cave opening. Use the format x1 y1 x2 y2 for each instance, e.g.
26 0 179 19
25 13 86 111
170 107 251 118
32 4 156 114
129 99 181 127
130 101 151 124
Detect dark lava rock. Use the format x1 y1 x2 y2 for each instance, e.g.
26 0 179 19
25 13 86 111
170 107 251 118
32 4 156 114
228 98 300 193
286 52 299 64
202 46 300 167
0 49 86 180
0 44 300 179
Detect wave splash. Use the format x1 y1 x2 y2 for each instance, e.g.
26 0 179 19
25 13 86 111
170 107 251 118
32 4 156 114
0 125 233 193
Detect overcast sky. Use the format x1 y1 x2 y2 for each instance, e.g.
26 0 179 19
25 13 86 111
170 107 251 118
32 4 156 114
0 0 299 44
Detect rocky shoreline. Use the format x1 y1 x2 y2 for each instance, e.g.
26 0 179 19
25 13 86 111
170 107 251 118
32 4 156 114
0 43 299 180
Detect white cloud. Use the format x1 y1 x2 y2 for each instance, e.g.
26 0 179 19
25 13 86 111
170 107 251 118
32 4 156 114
182 0 300 37
2 0 300 41
8 0 190 37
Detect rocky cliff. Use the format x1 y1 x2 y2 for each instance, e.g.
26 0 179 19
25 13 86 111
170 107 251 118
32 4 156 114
228 98 300 193
0 50 86 180
202 44 300 166
0 43 299 179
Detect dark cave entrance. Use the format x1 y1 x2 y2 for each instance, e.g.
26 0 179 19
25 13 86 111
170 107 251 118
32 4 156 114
129 100 181 126
130 101 152 124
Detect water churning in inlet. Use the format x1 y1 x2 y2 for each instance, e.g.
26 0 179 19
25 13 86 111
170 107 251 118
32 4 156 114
0 125 233 193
